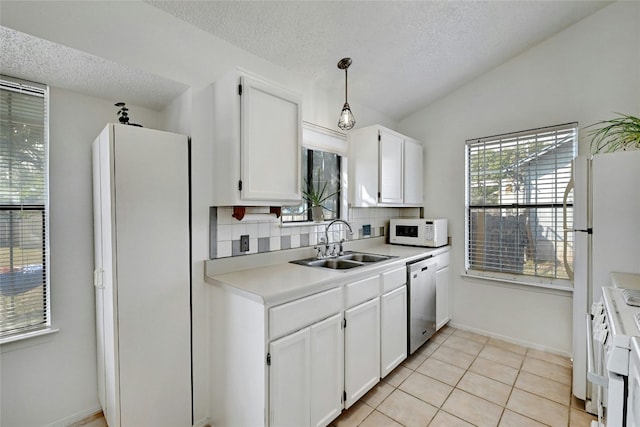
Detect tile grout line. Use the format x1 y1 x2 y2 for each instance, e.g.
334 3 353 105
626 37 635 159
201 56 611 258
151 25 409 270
342 326 590 427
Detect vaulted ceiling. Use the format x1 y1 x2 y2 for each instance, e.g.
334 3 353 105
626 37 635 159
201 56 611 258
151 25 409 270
1 1 610 119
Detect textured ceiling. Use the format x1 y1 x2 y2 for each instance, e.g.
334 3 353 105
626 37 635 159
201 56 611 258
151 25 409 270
0 26 188 111
146 0 610 120
1 1 610 118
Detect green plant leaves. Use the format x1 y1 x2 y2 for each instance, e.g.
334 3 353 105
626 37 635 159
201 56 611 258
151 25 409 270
587 113 640 154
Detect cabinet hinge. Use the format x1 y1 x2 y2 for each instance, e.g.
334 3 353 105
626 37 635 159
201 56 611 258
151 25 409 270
378 133 381 142
238 84 243 96
342 318 347 329
266 353 271 366
238 180 243 191
343 391 347 402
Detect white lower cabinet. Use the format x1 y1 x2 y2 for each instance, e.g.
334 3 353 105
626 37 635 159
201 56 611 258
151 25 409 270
269 328 311 427
211 260 417 426
310 314 344 427
381 285 408 377
344 297 381 408
269 313 343 427
435 251 451 331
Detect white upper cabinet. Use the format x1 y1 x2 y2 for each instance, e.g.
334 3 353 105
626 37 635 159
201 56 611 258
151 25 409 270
379 129 404 204
349 124 424 207
210 69 302 206
403 138 424 205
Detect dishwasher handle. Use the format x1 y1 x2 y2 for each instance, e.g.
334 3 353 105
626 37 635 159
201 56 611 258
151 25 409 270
586 313 608 388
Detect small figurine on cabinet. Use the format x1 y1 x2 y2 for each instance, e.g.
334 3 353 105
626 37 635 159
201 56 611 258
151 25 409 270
114 102 142 127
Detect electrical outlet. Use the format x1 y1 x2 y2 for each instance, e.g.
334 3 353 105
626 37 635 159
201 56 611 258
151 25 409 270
240 235 250 252
363 224 371 237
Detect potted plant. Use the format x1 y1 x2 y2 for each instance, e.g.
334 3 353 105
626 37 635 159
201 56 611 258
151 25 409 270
302 178 339 222
587 113 640 154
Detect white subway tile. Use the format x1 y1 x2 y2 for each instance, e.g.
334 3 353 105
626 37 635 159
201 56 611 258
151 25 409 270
232 223 247 240
258 222 271 238
217 241 232 258
270 236 281 251
217 225 232 241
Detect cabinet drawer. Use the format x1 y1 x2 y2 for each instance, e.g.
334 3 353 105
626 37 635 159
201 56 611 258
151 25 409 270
345 275 380 308
270 287 342 340
436 252 450 269
382 267 406 293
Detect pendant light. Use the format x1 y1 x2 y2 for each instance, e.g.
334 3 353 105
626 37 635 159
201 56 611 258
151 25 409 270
337 57 355 130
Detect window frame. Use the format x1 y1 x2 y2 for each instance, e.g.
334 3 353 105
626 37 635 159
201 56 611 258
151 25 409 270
282 123 348 224
0 76 51 343
464 122 577 289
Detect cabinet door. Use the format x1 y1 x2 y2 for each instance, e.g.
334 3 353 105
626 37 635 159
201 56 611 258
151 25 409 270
344 297 380 408
381 286 407 378
240 75 302 203
310 314 343 427
436 266 450 331
379 130 404 204
270 328 311 427
403 138 424 205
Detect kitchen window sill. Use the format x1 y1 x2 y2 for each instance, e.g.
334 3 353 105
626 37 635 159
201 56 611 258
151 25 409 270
1 327 60 351
462 270 573 295
280 220 337 228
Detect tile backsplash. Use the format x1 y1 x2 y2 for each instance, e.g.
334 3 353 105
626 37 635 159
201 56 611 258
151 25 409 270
209 207 421 259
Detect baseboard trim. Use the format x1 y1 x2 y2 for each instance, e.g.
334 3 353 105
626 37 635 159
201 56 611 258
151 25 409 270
44 406 102 427
448 321 572 359
194 416 212 427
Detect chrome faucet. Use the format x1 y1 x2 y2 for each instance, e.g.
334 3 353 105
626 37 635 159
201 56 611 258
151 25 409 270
324 219 353 256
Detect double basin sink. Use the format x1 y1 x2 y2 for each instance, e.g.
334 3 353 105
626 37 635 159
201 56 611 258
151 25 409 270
290 251 397 271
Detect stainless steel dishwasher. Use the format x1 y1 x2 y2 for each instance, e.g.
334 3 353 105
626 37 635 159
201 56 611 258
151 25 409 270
407 256 437 354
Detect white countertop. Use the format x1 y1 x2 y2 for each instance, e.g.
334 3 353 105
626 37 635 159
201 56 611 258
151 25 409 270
205 238 448 306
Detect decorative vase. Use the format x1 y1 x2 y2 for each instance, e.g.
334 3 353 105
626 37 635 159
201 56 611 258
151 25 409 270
311 206 324 223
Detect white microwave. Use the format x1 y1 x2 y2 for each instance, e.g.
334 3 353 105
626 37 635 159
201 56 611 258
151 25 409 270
389 218 448 248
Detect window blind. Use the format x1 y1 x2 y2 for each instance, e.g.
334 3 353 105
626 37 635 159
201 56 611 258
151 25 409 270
0 77 49 340
465 123 577 282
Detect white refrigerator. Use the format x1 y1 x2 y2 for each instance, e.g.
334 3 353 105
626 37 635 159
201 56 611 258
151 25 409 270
571 150 640 408
92 124 192 426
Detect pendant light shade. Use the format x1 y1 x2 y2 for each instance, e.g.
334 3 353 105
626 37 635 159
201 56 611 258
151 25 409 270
337 58 355 131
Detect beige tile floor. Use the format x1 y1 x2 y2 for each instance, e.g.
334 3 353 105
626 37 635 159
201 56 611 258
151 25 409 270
74 326 596 427
332 326 597 427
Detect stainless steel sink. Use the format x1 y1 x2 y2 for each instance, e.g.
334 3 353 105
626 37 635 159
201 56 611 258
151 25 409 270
290 251 396 270
338 252 393 263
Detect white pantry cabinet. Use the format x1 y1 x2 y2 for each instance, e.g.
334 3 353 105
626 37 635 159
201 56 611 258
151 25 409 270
435 251 451 331
210 69 303 206
92 124 191 427
349 124 424 207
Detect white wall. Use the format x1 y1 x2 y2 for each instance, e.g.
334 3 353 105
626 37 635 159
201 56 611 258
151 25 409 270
0 88 161 427
399 1 640 354
1 3 399 426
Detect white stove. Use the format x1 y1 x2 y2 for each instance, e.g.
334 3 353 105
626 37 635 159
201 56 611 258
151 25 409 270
588 273 640 427
602 286 640 376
